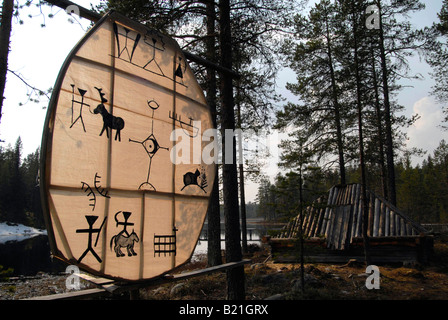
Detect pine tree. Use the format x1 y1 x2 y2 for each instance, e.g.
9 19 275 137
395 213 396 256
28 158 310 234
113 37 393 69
0 138 26 224
337 0 373 264
255 177 276 221
278 0 355 185
425 0 448 124
22 148 43 227
373 0 426 205
218 0 246 300
432 139 448 221
203 0 222 268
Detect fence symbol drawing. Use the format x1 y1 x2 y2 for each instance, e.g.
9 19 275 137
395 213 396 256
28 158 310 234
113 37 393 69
154 227 178 257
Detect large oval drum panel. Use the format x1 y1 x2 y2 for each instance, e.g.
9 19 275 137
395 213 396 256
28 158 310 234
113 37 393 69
40 12 215 281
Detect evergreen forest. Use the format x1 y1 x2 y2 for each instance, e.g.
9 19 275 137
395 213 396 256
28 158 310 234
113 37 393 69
0 0 447 232
0 138 43 228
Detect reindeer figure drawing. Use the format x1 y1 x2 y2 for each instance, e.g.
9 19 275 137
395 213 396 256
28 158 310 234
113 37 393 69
110 230 139 257
93 87 125 141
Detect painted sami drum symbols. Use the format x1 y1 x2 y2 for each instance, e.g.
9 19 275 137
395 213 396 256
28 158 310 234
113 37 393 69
40 11 215 281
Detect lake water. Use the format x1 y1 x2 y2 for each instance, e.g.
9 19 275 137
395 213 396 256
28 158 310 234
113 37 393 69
0 220 283 276
0 235 66 276
194 220 282 257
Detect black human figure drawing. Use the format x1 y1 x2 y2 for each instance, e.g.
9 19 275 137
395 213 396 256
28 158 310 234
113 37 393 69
113 22 141 63
154 226 178 257
142 32 165 76
181 166 208 193
93 87 125 141
76 215 107 264
110 211 139 257
81 172 110 211
111 22 187 87
69 84 90 132
129 99 168 190
114 211 134 236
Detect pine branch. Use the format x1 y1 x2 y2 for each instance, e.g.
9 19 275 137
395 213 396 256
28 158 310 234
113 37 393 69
7 68 51 103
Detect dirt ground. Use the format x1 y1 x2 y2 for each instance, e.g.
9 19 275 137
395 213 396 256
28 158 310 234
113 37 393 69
2 238 448 300
139 238 448 300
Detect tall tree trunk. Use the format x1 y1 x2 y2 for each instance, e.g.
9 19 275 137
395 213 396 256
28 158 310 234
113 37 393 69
324 12 346 185
370 45 388 199
236 87 248 254
219 0 245 300
377 0 397 206
238 163 247 253
205 0 222 267
352 9 371 266
298 163 305 293
0 0 14 128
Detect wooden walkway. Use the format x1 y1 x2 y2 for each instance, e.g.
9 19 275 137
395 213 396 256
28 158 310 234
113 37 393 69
23 259 251 300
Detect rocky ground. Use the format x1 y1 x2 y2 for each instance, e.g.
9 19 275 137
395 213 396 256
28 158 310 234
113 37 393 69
0 272 95 300
139 243 448 300
2 241 448 300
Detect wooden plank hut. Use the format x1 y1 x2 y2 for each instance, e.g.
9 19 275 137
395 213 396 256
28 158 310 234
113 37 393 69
266 184 433 264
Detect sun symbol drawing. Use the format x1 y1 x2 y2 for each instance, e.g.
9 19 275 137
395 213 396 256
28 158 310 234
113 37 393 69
129 99 168 191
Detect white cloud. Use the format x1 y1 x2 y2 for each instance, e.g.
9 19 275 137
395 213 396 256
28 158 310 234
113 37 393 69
406 96 446 161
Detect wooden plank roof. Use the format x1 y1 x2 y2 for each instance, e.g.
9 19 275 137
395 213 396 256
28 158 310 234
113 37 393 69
275 184 428 250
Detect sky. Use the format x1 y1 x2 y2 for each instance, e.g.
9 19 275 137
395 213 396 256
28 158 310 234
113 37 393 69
0 0 446 203
0 0 99 155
